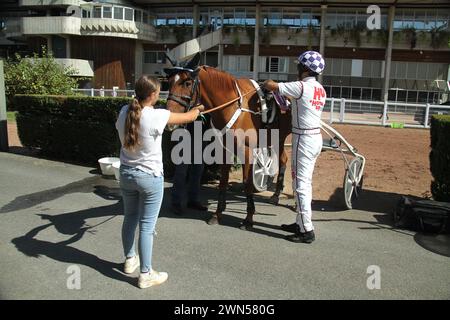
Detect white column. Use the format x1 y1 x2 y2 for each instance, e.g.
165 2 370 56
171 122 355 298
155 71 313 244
193 4 199 38
65 36 71 58
318 5 327 83
46 35 52 52
218 30 224 70
252 4 261 80
0 60 8 151
135 41 143 80
382 6 396 102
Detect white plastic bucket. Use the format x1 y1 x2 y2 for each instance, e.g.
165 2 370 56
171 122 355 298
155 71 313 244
112 161 121 180
98 157 120 176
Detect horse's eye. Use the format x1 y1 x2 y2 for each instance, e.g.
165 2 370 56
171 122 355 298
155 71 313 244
184 81 192 88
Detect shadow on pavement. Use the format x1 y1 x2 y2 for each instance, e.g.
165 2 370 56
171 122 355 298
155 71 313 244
0 175 120 213
10 201 136 286
9 172 450 284
9 177 136 287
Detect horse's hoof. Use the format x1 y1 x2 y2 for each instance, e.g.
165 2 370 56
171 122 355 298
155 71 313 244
269 195 280 205
207 216 220 225
239 220 253 231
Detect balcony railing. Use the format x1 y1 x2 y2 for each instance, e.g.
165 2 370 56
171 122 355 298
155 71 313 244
22 16 81 35
4 16 156 41
80 18 156 41
19 0 83 6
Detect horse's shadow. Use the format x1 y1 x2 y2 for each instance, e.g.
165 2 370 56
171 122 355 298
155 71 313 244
159 182 298 240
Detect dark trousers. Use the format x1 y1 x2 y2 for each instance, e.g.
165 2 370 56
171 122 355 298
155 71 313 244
171 163 204 206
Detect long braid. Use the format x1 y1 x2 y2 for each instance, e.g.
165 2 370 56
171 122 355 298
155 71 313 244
123 75 160 150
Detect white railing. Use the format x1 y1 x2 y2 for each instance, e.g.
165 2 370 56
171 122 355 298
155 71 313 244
72 88 169 100
72 89 449 128
325 97 450 128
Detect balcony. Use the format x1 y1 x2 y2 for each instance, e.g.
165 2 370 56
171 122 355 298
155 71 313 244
19 0 83 6
4 16 156 42
80 19 156 41
22 16 81 35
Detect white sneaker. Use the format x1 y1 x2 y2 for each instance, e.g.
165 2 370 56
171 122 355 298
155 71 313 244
124 255 140 274
138 269 168 289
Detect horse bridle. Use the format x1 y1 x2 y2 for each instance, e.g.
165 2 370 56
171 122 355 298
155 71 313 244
167 69 201 111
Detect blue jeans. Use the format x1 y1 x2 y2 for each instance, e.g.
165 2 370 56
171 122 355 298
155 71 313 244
171 163 204 205
119 165 164 273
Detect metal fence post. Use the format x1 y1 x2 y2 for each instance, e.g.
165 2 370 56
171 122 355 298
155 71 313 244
90 88 94 97
340 98 345 123
424 103 430 128
0 60 8 152
330 98 334 124
382 100 388 126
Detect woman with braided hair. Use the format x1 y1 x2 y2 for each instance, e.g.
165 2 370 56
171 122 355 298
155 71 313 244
115 75 202 288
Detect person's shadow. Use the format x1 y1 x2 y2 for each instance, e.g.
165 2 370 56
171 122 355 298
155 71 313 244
9 177 137 287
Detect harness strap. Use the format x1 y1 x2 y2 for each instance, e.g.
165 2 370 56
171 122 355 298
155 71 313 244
225 108 242 130
235 81 244 106
250 79 267 122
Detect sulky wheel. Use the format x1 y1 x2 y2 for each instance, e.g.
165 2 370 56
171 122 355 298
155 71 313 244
343 157 364 210
252 148 278 192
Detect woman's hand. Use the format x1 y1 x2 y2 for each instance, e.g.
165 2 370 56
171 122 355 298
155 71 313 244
191 104 205 113
167 107 201 125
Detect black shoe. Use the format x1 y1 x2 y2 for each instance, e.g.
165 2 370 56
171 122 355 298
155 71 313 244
281 222 298 233
286 230 315 244
187 201 208 211
172 204 184 216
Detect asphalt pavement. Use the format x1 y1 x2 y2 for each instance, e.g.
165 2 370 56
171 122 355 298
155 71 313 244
0 152 449 300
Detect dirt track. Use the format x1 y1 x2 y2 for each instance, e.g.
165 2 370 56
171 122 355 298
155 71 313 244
230 123 432 203
8 122 432 203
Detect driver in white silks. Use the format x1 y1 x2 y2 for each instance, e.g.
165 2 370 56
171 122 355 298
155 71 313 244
263 51 326 244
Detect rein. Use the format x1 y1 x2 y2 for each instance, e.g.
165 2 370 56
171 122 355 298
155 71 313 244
200 88 257 115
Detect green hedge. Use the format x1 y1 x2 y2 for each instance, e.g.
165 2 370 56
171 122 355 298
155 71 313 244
14 94 164 164
13 94 220 180
430 115 450 202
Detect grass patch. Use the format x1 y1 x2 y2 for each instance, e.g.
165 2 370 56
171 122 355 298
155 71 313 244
7 111 17 122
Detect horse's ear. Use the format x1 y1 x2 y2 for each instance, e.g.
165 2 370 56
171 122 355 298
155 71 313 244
165 52 177 67
185 52 201 70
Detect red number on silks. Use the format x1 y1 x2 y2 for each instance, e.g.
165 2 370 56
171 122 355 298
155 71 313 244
310 87 326 111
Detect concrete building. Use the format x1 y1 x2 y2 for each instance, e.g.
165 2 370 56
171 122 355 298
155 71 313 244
1 0 449 104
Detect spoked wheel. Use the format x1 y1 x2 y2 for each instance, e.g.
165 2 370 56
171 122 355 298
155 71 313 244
343 157 364 209
252 147 278 192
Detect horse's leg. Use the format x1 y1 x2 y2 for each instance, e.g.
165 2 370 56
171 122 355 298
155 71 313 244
240 145 255 230
208 163 231 225
270 118 291 205
270 147 288 205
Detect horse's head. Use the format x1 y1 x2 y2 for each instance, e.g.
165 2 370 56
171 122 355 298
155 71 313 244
164 53 201 115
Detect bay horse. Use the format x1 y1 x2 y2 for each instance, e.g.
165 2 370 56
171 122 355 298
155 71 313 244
164 53 292 230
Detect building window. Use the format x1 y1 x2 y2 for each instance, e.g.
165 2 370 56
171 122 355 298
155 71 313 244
265 57 288 73
144 51 166 64
143 11 149 24
114 7 124 20
134 10 142 23
82 9 90 18
124 8 133 21
224 55 251 72
103 6 112 19
93 6 102 18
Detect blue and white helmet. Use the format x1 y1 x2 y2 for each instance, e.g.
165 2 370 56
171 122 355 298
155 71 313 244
297 51 325 74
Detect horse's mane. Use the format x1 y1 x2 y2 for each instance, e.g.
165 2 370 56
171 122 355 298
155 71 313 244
199 66 238 95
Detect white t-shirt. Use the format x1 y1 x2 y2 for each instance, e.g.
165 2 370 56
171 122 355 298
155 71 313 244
278 76 326 130
115 105 170 176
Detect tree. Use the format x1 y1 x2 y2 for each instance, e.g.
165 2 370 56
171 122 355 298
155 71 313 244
4 46 79 108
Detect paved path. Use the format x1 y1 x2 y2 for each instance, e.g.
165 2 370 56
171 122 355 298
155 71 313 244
0 152 449 300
